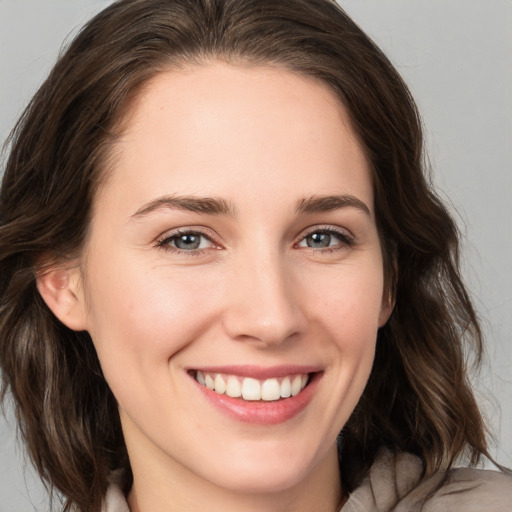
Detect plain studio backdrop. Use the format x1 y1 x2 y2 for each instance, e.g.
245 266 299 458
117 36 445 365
0 1 511 510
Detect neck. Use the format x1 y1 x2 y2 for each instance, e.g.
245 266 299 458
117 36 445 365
126 439 343 512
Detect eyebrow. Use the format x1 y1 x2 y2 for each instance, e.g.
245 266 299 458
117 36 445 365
295 194 371 216
130 193 370 220
131 195 237 219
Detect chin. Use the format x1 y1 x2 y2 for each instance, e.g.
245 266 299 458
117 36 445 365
210 465 310 494
193 440 327 494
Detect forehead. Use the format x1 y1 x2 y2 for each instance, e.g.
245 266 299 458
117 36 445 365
96 61 373 216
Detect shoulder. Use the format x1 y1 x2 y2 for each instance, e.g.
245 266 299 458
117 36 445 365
410 465 512 512
342 450 512 512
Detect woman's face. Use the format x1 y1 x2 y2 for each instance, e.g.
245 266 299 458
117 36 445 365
73 62 391 494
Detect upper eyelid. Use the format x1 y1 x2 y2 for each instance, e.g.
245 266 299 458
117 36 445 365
155 230 220 255
156 226 219 244
297 224 354 240
293 226 355 251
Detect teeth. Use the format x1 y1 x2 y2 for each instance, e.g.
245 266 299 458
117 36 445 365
214 374 226 394
195 371 310 401
242 377 261 400
280 377 291 398
205 373 215 390
291 375 302 396
225 375 242 398
261 378 281 401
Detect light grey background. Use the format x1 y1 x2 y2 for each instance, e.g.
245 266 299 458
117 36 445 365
1 1 511 510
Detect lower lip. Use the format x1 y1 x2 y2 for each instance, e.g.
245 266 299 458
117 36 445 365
193 373 321 425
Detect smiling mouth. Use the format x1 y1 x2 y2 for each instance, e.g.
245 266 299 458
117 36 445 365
192 370 310 401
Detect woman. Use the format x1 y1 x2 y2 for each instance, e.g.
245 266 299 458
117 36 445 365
0 1 510 511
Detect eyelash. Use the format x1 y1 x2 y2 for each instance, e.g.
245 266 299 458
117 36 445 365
156 229 218 256
296 226 355 253
155 226 355 255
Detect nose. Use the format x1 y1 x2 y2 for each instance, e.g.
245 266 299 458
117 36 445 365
221 251 305 347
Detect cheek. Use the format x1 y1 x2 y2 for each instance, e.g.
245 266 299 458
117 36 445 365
309 261 385 336
308 260 383 391
83 258 219 381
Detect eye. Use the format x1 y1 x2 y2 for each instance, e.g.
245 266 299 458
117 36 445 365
297 228 353 250
157 230 215 251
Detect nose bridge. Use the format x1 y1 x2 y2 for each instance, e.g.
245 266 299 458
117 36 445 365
223 245 303 345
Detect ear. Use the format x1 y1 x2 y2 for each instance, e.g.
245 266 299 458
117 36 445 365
36 264 88 331
378 258 397 327
378 287 395 327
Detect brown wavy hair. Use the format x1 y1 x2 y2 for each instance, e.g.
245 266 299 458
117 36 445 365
0 0 495 510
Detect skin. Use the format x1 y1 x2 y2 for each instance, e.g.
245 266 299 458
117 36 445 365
39 61 392 512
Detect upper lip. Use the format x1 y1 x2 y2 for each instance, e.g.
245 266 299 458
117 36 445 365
188 365 323 380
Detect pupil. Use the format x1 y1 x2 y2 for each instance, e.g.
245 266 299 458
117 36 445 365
308 232 330 248
176 234 200 249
